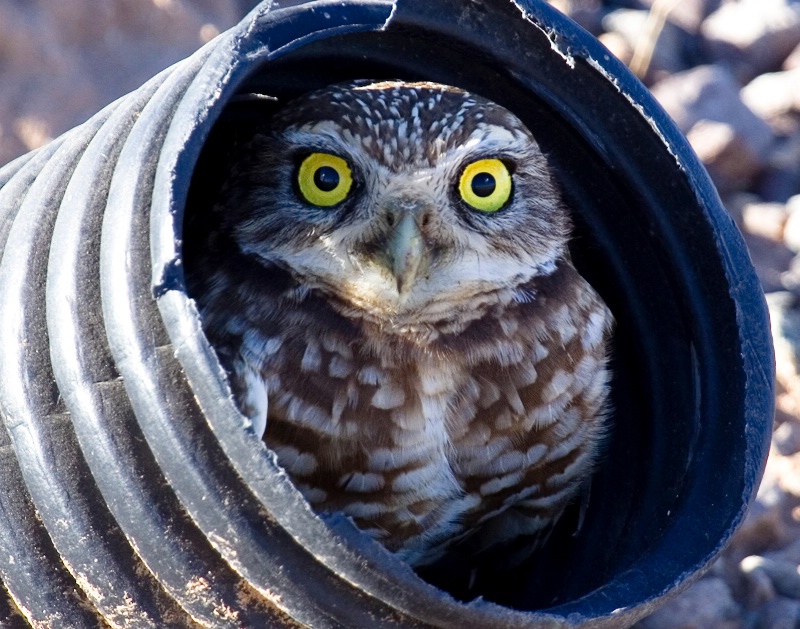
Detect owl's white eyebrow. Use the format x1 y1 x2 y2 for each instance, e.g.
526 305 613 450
468 124 528 149
281 125 353 152
443 141 525 165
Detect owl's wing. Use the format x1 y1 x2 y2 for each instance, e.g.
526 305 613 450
428 266 612 587
230 355 269 438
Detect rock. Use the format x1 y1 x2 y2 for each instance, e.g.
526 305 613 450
758 169 800 206
740 201 788 242
702 0 800 81
0 1 242 166
741 68 800 122
650 65 773 168
758 134 800 203
789 196 800 215
764 537 800 566
686 120 763 193
773 419 800 457
737 558 777 609
635 577 741 629
549 0 604 34
724 192 763 226
729 441 800 560
755 597 800 629
602 8 691 81
784 196 800 253
598 31 635 67
731 499 787 561
770 449 800 501
785 40 800 70
639 0 722 35
743 236 795 293
741 556 800 599
784 252 800 295
768 291 800 386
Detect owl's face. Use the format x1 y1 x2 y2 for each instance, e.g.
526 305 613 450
225 80 570 325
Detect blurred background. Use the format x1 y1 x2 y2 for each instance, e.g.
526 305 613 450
1 0 799 627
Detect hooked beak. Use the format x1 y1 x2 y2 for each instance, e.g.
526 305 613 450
387 211 424 294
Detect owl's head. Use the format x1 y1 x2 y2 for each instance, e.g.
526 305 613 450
223 80 571 327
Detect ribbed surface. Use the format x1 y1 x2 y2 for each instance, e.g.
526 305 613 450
0 1 773 628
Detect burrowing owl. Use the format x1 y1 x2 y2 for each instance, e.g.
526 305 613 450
187 80 613 569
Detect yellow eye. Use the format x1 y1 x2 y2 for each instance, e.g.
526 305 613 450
458 158 512 213
297 153 353 207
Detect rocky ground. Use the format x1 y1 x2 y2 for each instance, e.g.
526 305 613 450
2 0 800 627
553 0 800 627
0 0 250 166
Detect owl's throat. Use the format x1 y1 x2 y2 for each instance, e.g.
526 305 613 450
280 248 555 339
315 273 531 342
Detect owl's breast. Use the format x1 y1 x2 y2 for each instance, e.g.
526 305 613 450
245 260 612 565
261 332 475 556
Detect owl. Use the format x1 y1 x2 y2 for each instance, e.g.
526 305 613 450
187 80 613 570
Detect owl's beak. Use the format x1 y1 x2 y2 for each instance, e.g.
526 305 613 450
387 211 424 294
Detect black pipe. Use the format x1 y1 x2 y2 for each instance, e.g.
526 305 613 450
0 1 773 627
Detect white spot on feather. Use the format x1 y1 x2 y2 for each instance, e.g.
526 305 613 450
342 501 389 519
525 443 548 466
502 483 540 506
392 466 434 492
494 408 514 430
301 339 322 372
274 446 318 476
286 396 330 430
487 450 524 475
320 334 352 359
480 470 524 496
543 369 573 403
357 365 383 386
519 489 571 511
478 381 502 409
502 381 525 415
418 365 455 396
372 382 405 409
582 310 608 349
368 443 431 471
297 485 327 504
240 364 267 438
339 472 385 492
329 355 353 378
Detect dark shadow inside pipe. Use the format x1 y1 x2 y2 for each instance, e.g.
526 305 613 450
183 0 745 614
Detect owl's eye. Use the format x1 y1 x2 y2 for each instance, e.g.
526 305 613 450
458 158 512 213
297 153 353 207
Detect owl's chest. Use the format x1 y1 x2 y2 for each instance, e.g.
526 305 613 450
256 319 566 554
263 335 479 500
220 260 613 567
201 254 611 564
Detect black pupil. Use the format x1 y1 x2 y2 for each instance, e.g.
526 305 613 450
314 166 340 192
471 172 496 197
